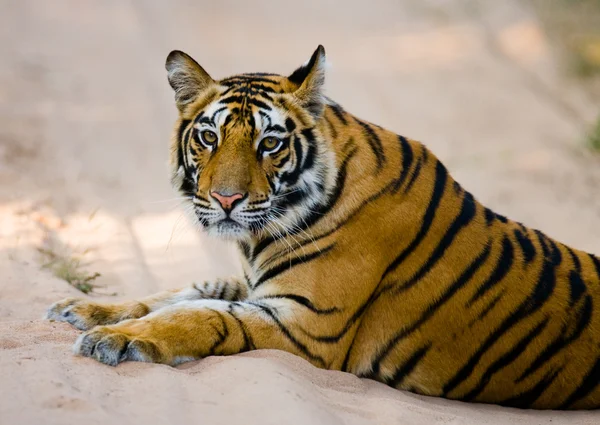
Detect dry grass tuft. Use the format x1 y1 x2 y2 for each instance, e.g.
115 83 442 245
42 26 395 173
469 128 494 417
38 246 101 294
34 214 106 295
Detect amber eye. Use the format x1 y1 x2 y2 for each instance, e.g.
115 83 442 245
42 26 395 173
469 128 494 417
199 130 218 147
260 136 282 153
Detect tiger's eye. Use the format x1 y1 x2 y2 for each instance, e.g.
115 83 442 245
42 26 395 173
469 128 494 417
200 130 218 146
260 136 281 152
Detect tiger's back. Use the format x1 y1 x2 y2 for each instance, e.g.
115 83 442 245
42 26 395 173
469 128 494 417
326 124 600 408
244 94 600 408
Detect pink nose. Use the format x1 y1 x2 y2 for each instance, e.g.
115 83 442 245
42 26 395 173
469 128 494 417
210 191 244 211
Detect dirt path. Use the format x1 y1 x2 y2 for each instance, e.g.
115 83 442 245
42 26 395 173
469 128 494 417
1 1 599 424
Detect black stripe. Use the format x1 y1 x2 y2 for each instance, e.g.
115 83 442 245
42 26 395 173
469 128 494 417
222 113 235 130
176 119 191 169
473 292 495 314
285 117 297 132
242 72 278 77
379 161 448 283
559 355 600 409
502 367 563 408
273 152 290 168
195 211 210 227
250 98 272 110
275 188 308 209
483 208 509 225
516 294 592 384
220 85 237 97
258 109 271 125
247 112 257 135
355 118 385 170
535 230 563 266
513 229 536 264
295 134 305 167
588 253 600 281
210 106 227 125
469 290 505 326
341 341 356 372
568 271 587 306
301 128 315 144
178 119 191 140
231 284 241 302
323 115 337 139
566 246 582 272
453 181 463 195
391 191 478 295
495 213 508 223
303 140 316 171
392 135 414 193
206 311 229 355
258 294 340 315
221 76 278 85
462 317 550 401
226 305 254 352
245 82 277 92
244 87 275 101
215 281 227 300
369 242 492 377
219 95 272 111
484 208 495 226
219 95 244 105
239 242 252 262
252 302 326 367
468 236 514 306
443 252 558 396
196 116 213 126
254 244 335 289
266 174 276 193
182 126 193 152
329 103 348 125
265 124 286 133
279 136 304 186
402 157 422 194
421 147 430 163
387 344 432 387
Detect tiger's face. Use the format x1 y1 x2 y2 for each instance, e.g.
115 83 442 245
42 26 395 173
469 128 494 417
166 46 336 241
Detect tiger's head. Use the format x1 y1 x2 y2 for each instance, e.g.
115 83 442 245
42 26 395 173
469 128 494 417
166 46 337 241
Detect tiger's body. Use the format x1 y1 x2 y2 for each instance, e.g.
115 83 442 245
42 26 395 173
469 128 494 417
46 46 600 410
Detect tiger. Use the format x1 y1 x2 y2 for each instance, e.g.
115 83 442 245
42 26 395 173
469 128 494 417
46 45 600 410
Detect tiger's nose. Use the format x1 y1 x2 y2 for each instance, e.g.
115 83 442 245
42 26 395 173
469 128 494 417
210 191 245 212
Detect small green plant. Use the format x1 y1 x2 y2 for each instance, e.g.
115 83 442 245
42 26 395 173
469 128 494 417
587 115 600 152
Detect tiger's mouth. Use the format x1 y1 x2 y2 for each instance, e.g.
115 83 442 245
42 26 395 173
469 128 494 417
207 217 250 240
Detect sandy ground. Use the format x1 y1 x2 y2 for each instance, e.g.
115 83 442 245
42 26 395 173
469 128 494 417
1 0 600 424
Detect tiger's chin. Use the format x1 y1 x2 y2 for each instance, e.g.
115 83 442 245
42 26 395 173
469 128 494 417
205 219 252 241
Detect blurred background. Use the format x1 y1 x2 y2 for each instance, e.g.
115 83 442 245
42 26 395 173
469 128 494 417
1 0 600 311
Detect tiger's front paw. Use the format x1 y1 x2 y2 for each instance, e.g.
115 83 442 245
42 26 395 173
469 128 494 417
46 298 107 330
46 298 149 331
73 325 164 366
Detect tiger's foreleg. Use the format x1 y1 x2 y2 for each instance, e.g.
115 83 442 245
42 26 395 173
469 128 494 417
73 298 328 367
46 278 249 331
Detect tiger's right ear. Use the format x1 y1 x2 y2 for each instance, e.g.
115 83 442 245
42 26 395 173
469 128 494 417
288 45 327 119
165 50 215 111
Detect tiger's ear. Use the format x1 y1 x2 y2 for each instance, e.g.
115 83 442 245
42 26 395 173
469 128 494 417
288 45 327 118
165 50 215 111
